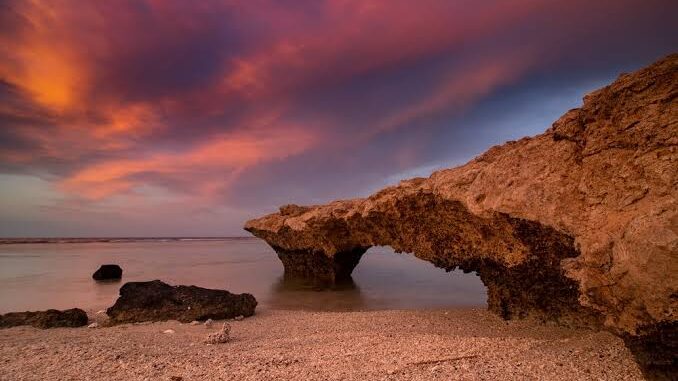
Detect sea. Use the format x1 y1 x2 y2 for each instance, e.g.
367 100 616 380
0 237 486 314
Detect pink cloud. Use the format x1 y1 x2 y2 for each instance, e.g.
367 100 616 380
0 0 674 220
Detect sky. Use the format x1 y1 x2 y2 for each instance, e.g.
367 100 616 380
0 0 676 237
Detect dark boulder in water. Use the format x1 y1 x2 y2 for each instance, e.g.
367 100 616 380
0 308 88 329
92 264 123 281
106 280 257 325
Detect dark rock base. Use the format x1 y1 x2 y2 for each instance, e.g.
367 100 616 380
464 217 604 328
273 246 367 287
0 308 88 329
623 322 677 381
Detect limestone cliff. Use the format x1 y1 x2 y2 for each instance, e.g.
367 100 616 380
245 54 677 378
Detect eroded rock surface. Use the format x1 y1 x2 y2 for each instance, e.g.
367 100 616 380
245 54 677 378
106 280 257 325
0 308 88 329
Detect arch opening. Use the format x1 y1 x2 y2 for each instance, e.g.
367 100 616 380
353 245 487 308
269 245 487 311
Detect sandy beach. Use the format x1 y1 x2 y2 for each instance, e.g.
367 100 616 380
0 2 675 380
0 308 643 381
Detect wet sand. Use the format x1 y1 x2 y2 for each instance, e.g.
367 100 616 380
0 308 643 381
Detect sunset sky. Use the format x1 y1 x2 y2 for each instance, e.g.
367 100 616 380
0 0 676 237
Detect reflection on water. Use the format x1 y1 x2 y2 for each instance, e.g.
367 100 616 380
269 276 367 311
0 238 486 313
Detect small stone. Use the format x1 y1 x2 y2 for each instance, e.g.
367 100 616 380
234 315 244 321
190 320 200 325
204 319 214 328
96 310 106 315
88 322 99 329
204 322 231 344
163 329 175 334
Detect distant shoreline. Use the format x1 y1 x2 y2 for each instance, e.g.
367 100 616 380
0 237 255 245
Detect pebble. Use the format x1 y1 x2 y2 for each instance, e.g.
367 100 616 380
204 319 214 328
190 321 200 326
162 329 175 334
234 315 244 321
88 323 99 329
204 323 231 344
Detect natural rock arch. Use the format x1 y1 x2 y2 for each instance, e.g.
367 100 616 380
247 193 602 326
245 54 677 378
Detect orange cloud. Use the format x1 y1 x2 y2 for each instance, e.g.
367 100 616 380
0 1 165 161
0 1 90 111
59 126 318 200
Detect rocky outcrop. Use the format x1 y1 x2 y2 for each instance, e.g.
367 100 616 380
245 54 677 378
106 280 257 324
0 308 88 329
92 264 123 281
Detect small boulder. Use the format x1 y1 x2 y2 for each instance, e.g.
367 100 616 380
106 280 257 325
0 308 88 329
88 322 99 329
92 264 123 281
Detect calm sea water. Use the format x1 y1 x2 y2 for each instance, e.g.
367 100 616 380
0 238 486 313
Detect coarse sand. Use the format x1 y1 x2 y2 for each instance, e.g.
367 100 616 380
0 308 644 381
